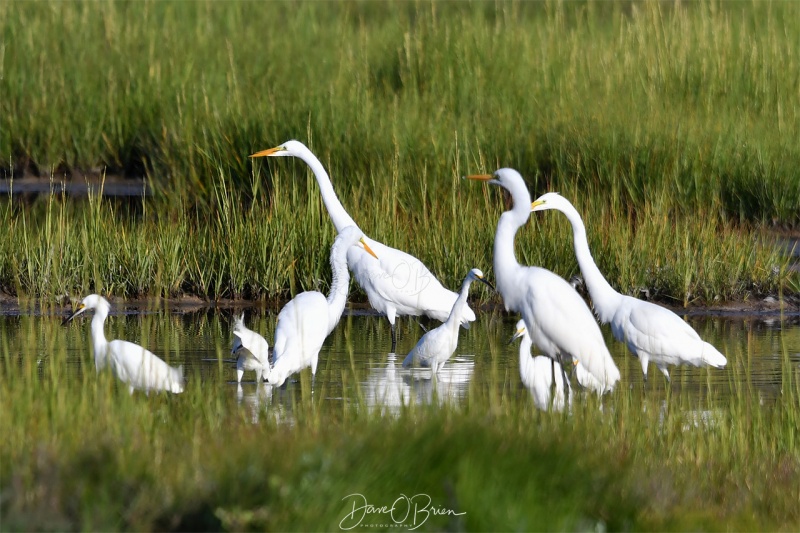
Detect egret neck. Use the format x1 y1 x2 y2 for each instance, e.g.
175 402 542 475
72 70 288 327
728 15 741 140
553 201 622 323
291 146 358 233
493 184 531 309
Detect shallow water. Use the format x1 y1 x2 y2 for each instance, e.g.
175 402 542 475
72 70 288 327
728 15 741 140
2 303 799 418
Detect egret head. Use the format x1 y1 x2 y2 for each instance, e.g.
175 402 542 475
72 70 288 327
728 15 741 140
509 319 528 344
530 192 566 212
467 268 495 291
465 168 530 210
338 225 378 260
249 139 309 159
62 294 111 325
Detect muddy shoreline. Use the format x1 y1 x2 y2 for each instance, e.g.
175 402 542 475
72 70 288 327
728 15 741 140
2 291 798 319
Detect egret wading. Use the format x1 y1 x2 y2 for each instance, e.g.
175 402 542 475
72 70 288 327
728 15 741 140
531 192 727 380
466 169 620 393
510 320 570 411
231 313 270 383
268 226 378 387
250 140 475 352
62 295 184 394
403 268 494 375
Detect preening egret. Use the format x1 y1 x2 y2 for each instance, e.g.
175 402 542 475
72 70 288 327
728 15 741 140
231 313 270 383
531 192 728 380
250 140 475 352
62 295 184 394
268 226 378 387
402 268 493 375
466 169 620 393
510 320 570 411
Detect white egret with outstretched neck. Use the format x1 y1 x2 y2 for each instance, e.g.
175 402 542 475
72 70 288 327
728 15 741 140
531 192 727 380
250 140 475 352
510 319 570 411
403 268 494 375
466 169 620 393
62 295 184 394
267 226 378 387
231 313 270 383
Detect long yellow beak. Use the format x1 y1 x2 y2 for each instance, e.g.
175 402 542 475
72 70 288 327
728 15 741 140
360 238 379 259
250 146 283 158
464 174 494 181
531 199 545 210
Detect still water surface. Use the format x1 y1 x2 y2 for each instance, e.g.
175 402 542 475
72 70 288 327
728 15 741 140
2 303 799 418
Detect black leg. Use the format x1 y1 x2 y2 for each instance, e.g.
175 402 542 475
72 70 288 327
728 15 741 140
390 321 397 353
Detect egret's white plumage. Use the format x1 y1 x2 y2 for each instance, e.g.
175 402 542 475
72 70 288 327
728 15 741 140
466 169 620 393
251 140 475 351
63 294 184 394
231 313 270 383
403 268 493 375
511 320 570 411
268 226 378 387
531 192 728 380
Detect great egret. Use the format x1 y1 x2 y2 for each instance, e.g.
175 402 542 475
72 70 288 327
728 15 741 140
268 226 378 387
402 268 494 375
531 192 728 380
62 295 184 394
466 169 620 393
510 320 570 411
231 313 270 383
250 140 475 352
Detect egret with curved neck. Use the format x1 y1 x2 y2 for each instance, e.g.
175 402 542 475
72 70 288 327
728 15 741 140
510 320 571 411
531 192 727 380
268 226 378 387
62 295 184 394
466 169 620 392
403 268 494 376
251 140 475 352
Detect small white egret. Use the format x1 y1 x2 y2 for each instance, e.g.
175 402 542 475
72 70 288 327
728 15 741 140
402 268 493 375
251 140 475 352
531 192 728 380
62 295 184 394
231 313 270 383
510 320 570 412
268 226 378 387
466 169 620 393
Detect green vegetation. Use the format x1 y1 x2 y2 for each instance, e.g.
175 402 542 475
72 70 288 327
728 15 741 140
2 310 799 530
1 0 798 302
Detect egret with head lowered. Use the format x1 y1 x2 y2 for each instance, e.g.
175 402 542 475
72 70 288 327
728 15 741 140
403 268 493 376
466 169 620 393
250 140 475 352
231 313 270 383
268 226 378 387
531 192 727 380
63 295 184 394
510 320 570 412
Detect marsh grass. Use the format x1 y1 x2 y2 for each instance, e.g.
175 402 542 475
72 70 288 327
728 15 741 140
1 311 799 530
2 0 798 301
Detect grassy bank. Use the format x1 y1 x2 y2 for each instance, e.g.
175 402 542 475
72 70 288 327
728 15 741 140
0 172 790 303
2 311 799 531
1 0 799 301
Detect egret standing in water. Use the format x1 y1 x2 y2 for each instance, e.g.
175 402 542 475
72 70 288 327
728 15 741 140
268 226 378 387
466 169 620 393
510 320 570 412
530 192 727 380
250 140 475 352
231 313 270 383
62 295 184 394
403 268 493 375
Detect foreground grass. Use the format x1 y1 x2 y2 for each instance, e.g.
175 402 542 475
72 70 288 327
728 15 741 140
2 311 799 530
